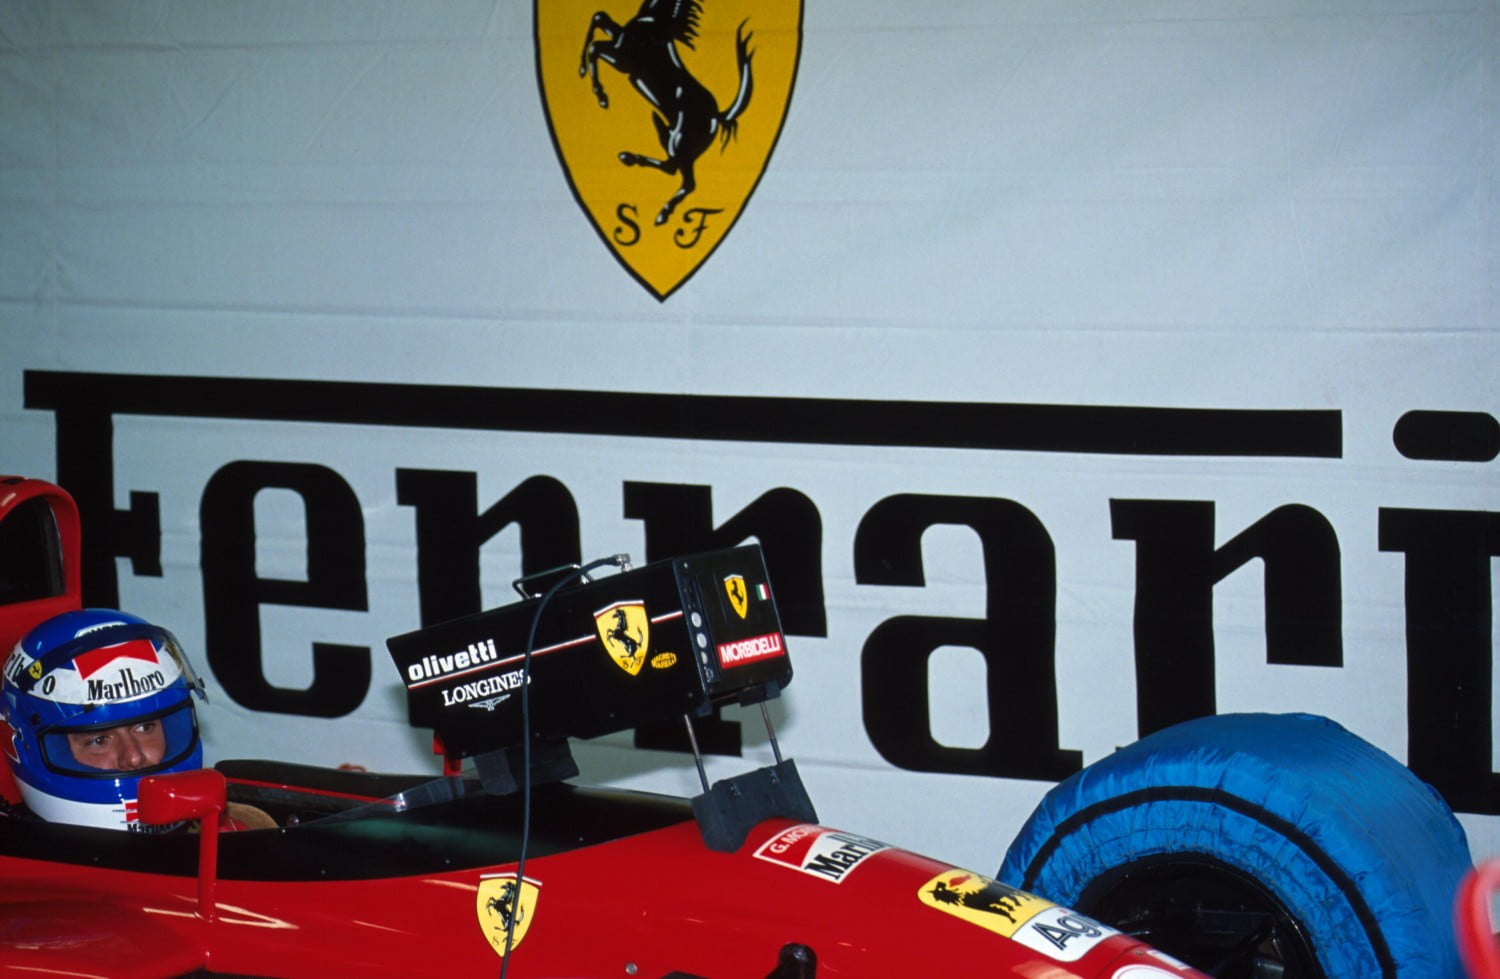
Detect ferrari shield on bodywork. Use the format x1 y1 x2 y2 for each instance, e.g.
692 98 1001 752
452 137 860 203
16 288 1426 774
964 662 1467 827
475 873 541 958
536 0 802 299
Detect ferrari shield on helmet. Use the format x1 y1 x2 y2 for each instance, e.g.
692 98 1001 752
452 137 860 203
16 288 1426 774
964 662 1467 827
1 608 207 830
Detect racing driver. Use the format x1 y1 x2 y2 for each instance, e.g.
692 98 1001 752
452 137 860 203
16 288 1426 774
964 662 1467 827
0 608 268 830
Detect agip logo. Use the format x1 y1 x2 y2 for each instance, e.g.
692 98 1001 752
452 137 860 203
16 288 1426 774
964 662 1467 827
536 0 803 300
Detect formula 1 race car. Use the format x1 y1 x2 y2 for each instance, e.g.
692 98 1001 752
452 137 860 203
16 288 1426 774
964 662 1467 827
0 475 1475 978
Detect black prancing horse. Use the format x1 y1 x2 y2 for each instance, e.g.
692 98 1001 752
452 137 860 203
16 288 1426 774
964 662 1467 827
607 607 644 657
486 881 525 931
580 0 754 226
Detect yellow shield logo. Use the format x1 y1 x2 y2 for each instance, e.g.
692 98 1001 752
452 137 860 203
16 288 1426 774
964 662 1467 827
476 874 541 957
723 574 749 619
917 870 1050 938
536 0 803 300
595 601 650 675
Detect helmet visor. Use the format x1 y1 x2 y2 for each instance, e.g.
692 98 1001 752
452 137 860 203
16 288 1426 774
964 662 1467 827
38 699 199 777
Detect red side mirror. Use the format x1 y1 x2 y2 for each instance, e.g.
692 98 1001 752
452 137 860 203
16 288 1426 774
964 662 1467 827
138 768 227 826
139 769 226 924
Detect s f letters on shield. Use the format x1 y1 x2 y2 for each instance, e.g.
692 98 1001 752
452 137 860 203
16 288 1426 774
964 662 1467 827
536 0 803 300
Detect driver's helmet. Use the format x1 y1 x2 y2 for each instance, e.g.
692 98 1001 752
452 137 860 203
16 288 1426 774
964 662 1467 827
1 608 207 829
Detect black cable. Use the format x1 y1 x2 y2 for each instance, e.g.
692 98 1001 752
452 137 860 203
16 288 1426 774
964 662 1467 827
499 554 626 978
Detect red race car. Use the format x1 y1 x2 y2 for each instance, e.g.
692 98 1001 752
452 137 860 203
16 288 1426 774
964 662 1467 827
0 475 1204 978
0 476 1472 978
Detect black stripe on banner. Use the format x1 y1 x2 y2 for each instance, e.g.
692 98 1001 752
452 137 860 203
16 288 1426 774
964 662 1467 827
24 371 1341 458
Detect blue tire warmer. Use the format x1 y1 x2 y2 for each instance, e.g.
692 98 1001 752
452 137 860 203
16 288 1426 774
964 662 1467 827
999 713 1472 979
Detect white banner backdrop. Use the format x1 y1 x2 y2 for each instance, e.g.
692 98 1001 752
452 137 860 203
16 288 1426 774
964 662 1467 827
1 1 1495 872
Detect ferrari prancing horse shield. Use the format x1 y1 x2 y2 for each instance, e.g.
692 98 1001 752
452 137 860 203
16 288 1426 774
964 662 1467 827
536 0 803 300
476 873 541 958
724 574 749 619
595 600 650 676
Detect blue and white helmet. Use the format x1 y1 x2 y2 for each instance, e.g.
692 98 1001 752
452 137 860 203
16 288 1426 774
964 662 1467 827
1 609 207 830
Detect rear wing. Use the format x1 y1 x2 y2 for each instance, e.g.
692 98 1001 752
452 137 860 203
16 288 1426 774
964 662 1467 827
386 544 814 850
386 545 791 759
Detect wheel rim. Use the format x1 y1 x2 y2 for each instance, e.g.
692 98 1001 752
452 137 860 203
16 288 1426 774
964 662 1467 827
1077 854 1326 979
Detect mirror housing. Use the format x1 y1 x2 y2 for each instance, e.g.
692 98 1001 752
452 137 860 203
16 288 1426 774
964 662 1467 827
138 768 227 826
139 769 227 922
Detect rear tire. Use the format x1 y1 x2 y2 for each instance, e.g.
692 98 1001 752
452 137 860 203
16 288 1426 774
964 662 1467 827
998 713 1472 978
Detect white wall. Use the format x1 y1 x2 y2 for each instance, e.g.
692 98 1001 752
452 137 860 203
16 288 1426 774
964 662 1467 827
1 0 1495 873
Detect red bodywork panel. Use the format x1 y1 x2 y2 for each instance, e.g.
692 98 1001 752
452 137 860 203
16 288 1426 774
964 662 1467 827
0 475 82 654
0 476 83 808
0 806 1202 978
1457 859 1500 978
